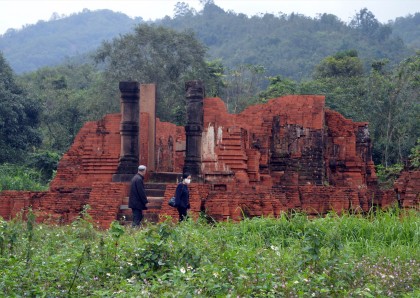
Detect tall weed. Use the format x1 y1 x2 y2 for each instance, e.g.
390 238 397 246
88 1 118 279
0 209 418 297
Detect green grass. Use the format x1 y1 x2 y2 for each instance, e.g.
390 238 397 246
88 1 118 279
0 208 419 297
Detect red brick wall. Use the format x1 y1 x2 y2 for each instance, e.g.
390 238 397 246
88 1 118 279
50 114 121 189
0 191 33 220
324 110 376 188
87 182 128 229
201 185 381 221
394 170 420 208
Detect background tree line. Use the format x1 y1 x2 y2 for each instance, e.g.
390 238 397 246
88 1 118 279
0 2 418 189
0 2 418 77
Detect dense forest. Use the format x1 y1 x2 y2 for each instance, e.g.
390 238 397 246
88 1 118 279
0 9 143 74
0 4 418 77
0 1 419 189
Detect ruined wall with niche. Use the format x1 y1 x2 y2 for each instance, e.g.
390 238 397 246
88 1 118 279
0 85 417 227
0 109 184 228
0 80 186 228
155 118 185 173
324 110 377 188
201 96 375 188
196 95 389 220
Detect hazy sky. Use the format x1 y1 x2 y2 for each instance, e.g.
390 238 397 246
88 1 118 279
0 0 418 35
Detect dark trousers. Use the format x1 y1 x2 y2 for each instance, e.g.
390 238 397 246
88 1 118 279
132 208 144 227
177 207 188 222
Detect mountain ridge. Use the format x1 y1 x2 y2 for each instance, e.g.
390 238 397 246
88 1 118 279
0 6 418 78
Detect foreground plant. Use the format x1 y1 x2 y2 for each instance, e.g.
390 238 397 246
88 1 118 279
0 209 419 297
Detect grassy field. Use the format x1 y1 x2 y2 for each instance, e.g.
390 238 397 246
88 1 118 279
1 207 419 297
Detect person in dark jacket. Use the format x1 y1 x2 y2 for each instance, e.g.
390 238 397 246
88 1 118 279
128 165 148 227
175 172 191 222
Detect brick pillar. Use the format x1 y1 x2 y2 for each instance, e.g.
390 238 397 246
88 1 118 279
112 81 140 182
140 84 156 171
183 80 204 180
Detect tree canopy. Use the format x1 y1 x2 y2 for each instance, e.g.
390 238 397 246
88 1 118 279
19 63 102 152
94 24 213 123
0 53 41 163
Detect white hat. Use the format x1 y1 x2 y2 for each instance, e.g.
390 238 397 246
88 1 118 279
138 165 147 171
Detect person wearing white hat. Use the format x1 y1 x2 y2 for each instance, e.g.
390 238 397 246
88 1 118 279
128 165 149 227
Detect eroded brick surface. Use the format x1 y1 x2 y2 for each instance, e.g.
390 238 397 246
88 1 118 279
394 170 420 208
155 118 185 173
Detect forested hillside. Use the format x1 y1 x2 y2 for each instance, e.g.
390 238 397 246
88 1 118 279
0 3 418 77
0 9 142 73
160 3 414 80
391 12 420 49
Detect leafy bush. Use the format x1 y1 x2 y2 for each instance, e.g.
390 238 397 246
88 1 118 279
26 150 61 183
375 163 404 189
0 163 48 191
409 138 420 169
0 209 419 297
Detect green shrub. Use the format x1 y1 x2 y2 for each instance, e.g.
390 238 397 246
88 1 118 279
26 150 61 183
376 163 404 189
0 163 48 191
409 138 420 169
0 210 418 297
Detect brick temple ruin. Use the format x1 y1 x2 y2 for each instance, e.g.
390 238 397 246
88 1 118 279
0 81 418 228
